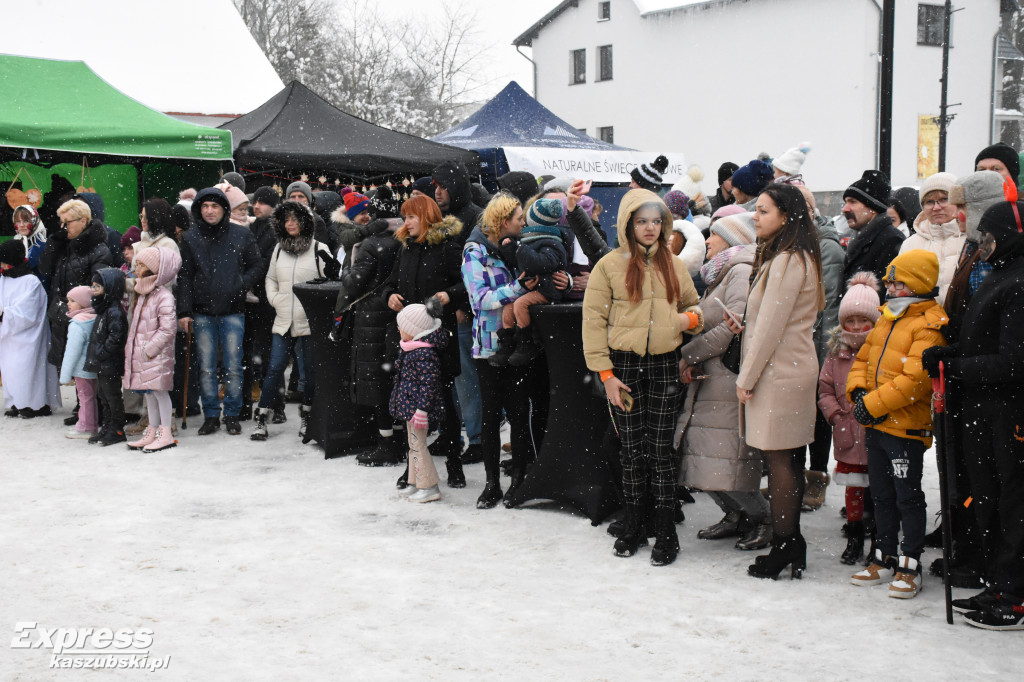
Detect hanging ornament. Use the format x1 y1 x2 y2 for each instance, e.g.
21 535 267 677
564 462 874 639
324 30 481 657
273 184 283 196
318 175 327 185
334 179 341 186
401 177 411 187
300 173 309 182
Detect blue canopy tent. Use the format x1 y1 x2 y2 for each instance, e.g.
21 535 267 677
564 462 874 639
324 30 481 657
432 81 685 237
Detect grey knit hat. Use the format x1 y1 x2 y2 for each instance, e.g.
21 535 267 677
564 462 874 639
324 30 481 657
710 212 756 246
285 181 313 205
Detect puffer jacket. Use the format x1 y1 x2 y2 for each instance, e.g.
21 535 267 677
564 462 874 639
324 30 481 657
675 245 758 492
462 226 529 359
843 212 904 293
818 328 868 467
582 189 703 373
177 187 264 319
381 215 467 379
39 218 112 366
515 227 567 301
124 248 181 391
899 215 964 306
60 317 97 382
266 203 334 337
83 267 128 376
389 326 447 425
814 216 846 365
846 300 947 445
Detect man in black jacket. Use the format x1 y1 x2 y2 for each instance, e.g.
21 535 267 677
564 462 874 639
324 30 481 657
841 170 904 294
177 187 264 436
240 186 280 421
432 161 480 241
923 201 1024 631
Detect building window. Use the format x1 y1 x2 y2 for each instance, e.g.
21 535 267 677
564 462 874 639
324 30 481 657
577 128 587 135
570 49 586 85
917 4 945 47
598 126 614 144
598 45 613 81
598 1 611 21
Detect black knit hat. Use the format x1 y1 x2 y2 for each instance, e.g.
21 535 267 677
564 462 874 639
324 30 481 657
977 200 1024 262
0 239 26 268
975 142 1020 182
252 186 280 208
844 170 891 213
718 161 739 186
222 171 246 192
631 155 669 191
498 171 539 205
411 176 434 196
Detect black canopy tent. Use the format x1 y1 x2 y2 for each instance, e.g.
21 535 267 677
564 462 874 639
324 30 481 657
220 81 480 186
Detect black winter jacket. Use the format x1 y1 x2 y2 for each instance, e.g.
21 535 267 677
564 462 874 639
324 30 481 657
843 213 904 294
515 228 568 301
381 215 466 380
432 160 481 242
39 218 113 366
84 267 128 376
337 222 402 406
177 188 264 318
248 216 279 310
565 205 611 262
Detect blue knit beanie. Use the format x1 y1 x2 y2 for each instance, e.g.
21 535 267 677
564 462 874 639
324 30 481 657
527 198 564 227
730 159 774 197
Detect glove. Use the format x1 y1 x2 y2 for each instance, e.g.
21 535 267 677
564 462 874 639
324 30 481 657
921 345 956 378
317 250 341 280
850 388 867 404
853 394 887 427
409 409 429 430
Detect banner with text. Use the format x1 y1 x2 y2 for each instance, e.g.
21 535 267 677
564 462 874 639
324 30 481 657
501 146 688 185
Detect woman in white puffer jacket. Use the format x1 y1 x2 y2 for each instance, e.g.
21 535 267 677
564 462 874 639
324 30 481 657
898 172 964 305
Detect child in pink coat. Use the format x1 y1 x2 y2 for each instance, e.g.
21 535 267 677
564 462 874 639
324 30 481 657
818 272 880 565
123 247 181 452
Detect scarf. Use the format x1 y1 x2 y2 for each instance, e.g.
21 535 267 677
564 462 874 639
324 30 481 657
400 339 433 352
134 273 159 296
882 295 933 321
840 328 870 352
68 306 96 322
700 245 747 287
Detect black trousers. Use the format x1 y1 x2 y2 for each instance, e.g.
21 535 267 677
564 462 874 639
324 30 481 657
475 359 536 480
609 349 683 510
961 400 1024 594
96 373 125 430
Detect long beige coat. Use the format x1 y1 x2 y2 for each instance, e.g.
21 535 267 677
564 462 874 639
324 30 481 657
675 246 761 491
737 250 824 451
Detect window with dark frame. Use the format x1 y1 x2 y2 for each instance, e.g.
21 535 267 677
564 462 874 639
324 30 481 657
570 48 586 84
598 45 613 81
598 126 614 144
598 1 611 21
917 4 945 47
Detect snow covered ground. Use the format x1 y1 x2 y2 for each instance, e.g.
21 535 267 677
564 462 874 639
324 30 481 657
1 386 1016 681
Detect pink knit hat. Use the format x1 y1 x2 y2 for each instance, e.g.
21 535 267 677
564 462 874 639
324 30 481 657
839 272 881 324
397 297 443 340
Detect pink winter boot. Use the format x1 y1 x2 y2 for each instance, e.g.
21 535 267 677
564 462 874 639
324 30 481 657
143 426 176 453
127 426 158 451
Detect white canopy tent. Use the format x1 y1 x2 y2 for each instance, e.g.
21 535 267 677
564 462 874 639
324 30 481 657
6 0 282 124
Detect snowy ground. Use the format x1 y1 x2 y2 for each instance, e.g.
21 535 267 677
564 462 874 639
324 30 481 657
1 386 1016 681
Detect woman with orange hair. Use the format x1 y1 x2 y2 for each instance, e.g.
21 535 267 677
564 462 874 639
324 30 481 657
381 195 467 489
582 189 703 566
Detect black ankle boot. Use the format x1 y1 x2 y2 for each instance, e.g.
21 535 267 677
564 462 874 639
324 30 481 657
396 464 410 490
446 456 466 489
614 504 649 557
476 476 503 509
748 533 806 579
507 326 541 367
650 508 680 566
841 520 865 565
488 327 517 367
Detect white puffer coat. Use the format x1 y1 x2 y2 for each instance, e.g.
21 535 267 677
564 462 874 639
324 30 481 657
899 214 963 305
266 204 333 337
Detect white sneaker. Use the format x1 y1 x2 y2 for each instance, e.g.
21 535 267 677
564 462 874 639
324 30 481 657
889 556 922 599
65 428 96 439
408 485 441 503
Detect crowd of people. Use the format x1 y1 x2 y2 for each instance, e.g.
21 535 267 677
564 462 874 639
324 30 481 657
1 140 1023 631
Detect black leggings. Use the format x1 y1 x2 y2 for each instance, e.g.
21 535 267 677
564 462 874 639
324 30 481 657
762 447 805 538
475 359 536 480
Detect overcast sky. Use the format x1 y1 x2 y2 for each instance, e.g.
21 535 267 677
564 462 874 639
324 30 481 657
362 0 559 101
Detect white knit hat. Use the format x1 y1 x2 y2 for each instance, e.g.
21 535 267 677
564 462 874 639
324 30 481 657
918 171 957 204
773 142 812 176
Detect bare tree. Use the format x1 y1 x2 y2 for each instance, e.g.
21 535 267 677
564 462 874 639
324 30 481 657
1001 9 1024 149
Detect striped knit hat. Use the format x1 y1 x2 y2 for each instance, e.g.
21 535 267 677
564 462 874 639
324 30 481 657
710 212 756 246
527 198 564 227
631 155 669 191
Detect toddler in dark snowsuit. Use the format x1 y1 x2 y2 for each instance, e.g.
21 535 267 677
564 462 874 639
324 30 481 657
84 267 128 446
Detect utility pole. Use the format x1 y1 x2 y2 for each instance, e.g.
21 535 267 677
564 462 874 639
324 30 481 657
879 0 895 179
937 1 963 171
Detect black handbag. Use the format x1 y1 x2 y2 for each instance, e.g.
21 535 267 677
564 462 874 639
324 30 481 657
722 332 742 374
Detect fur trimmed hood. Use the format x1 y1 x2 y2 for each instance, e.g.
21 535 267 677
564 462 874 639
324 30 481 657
329 205 352 227
272 201 316 254
397 215 463 247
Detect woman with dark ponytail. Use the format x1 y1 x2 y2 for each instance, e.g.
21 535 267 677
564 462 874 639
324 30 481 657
582 189 703 566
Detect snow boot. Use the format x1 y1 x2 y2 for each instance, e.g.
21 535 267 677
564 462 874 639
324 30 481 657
650 508 680 566
840 520 865 565
613 504 649 557
888 556 922 599
299 405 312 443
143 426 176 453
851 548 895 586
408 485 442 503
250 409 269 441
272 407 287 424
197 417 220 436
507 326 541 367
488 327 517 367
358 435 406 467
445 456 466 489
224 416 242 435
698 510 743 540
801 470 830 511
127 426 158 451
476 476 504 509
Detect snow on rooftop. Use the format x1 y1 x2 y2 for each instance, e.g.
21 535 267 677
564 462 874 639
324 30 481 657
7 0 282 116
633 0 720 14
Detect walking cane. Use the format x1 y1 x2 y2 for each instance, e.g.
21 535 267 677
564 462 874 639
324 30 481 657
932 360 954 625
181 321 193 430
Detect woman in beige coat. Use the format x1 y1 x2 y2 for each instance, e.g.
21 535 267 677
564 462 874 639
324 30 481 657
583 189 703 566
727 184 824 580
675 212 770 550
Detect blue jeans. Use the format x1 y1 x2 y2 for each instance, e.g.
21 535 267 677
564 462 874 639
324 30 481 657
259 334 313 409
453 319 482 446
194 314 245 419
866 429 927 559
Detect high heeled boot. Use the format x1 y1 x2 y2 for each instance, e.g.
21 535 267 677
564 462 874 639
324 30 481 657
747 533 806 580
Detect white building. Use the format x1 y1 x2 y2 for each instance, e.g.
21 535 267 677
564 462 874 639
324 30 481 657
515 0 1020 196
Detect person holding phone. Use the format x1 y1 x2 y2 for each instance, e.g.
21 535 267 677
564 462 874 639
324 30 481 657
583 189 704 566
725 184 825 580
673 212 770 550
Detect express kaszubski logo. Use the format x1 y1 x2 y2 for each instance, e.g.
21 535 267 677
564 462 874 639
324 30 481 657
11 622 171 671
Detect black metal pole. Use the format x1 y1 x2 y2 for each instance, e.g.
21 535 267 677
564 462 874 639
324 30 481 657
938 0 953 171
879 0 895 178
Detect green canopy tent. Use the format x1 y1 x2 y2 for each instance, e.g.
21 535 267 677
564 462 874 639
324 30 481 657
0 54 234 236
